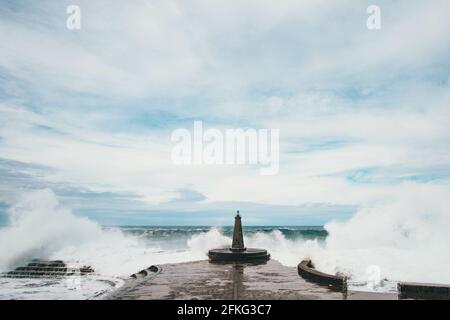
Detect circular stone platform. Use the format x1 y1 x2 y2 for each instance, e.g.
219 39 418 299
208 248 270 262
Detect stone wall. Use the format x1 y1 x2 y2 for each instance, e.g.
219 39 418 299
297 260 347 292
398 282 450 300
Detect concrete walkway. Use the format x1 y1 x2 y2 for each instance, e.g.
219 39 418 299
109 259 399 300
110 260 347 300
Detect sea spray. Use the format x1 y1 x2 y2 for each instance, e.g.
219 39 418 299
1 186 449 298
0 189 102 272
187 227 230 252
0 190 229 277
312 184 450 284
244 230 323 266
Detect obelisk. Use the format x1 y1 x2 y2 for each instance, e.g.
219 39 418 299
230 211 245 251
208 210 270 262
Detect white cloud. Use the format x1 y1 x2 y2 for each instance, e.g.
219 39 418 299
0 1 449 223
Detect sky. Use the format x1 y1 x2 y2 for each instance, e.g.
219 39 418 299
0 0 449 225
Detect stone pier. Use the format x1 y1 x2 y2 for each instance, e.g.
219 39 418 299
109 260 344 300
108 259 399 300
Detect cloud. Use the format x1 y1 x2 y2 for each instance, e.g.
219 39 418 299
169 188 207 203
0 1 449 224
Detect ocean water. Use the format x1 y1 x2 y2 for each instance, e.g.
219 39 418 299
0 226 327 300
2 189 449 299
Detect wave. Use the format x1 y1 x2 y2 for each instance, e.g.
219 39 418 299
115 226 327 242
1 186 449 298
0 190 325 280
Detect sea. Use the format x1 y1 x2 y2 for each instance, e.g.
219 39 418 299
2 190 448 299
0 226 404 300
0 225 339 300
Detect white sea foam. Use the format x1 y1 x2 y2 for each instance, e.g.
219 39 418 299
0 189 211 277
0 189 102 273
245 184 450 287
313 184 450 285
0 186 449 299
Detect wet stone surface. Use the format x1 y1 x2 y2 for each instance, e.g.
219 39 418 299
110 259 346 300
1 259 94 278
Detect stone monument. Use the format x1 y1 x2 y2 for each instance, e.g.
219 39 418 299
230 211 245 251
208 211 270 262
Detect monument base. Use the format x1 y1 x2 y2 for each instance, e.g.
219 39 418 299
208 248 270 263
